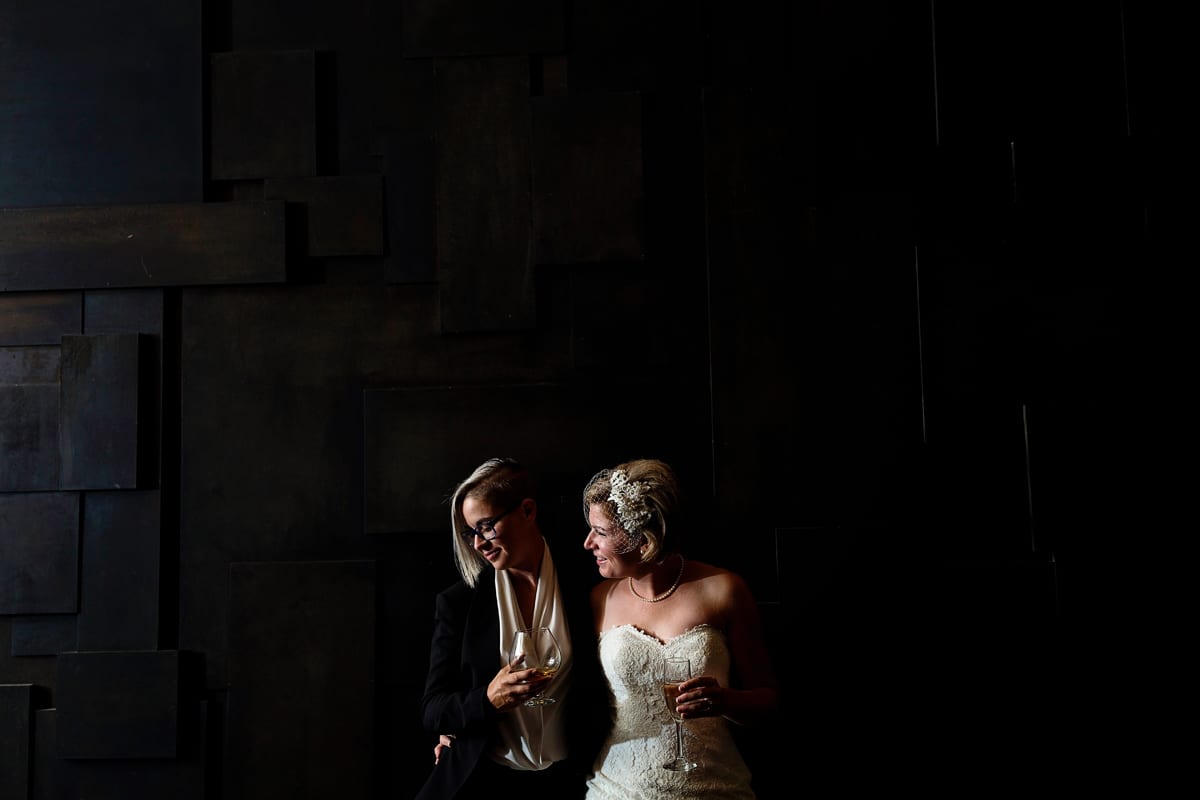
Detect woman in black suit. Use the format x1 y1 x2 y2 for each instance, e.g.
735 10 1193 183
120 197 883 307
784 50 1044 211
417 458 605 799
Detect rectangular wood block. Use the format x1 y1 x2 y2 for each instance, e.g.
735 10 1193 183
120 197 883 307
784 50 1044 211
211 51 317 180
0 202 287 292
58 334 156 490
531 92 644 264
72 700 209 799
381 133 437 283
435 57 535 332
0 347 60 384
225 560 374 799
0 0 202 208
84 290 165 336
0 383 60 491
402 0 564 57
0 292 81 346
77 491 162 651
55 651 189 759
264 175 383 257
362 384 700 534
0 683 33 800
10 616 77 657
0 493 80 615
34 708 80 800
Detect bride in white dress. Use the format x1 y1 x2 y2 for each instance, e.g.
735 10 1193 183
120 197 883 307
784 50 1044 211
581 460 780 800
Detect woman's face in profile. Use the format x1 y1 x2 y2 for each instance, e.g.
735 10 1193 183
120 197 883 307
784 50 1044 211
584 504 641 577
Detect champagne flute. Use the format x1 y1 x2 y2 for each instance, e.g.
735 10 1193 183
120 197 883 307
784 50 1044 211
509 627 562 706
661 656 698 771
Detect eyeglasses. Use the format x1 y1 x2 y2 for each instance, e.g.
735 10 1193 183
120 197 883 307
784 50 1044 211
461 503 520 543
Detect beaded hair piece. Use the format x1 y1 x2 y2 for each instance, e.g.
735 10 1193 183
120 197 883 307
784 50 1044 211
608 469 652 533
583 468 651 554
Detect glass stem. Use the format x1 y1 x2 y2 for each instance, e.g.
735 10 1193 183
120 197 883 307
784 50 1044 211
675 721 685 761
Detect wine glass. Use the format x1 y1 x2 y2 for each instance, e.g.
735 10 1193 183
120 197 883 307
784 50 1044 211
661 656 698 771
509 627 562 706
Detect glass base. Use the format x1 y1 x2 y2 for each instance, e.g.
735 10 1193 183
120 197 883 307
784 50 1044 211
525 696 556 707
663 758 697 772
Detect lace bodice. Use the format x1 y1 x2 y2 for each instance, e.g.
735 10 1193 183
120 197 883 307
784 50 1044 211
585 624 755 799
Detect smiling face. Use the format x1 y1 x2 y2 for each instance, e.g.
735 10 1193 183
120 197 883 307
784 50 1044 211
583 504 642 579
462 495 538 574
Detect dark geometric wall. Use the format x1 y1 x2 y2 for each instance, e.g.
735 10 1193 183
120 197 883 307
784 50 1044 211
1 1 1164 797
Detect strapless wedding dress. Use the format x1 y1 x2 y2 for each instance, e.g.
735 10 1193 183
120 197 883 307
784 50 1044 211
585 624 755 799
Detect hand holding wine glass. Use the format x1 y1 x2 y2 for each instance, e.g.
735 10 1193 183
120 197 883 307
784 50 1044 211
509 627 562 707
661 656 698 771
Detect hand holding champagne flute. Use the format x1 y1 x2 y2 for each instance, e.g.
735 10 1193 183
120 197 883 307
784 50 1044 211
661 656 698 771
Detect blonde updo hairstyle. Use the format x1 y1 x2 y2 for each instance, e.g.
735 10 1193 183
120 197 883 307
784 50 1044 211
583 458 681 564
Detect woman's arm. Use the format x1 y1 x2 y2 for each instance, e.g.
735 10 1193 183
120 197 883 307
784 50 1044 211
677 571 780 726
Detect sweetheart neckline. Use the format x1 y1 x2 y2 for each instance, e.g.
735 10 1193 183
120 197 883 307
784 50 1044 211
599 622 718 646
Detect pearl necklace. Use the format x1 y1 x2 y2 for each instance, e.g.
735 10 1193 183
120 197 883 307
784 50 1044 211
628 555 686 603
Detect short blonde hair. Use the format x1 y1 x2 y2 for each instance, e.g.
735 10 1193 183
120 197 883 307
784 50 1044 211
449 458 535 586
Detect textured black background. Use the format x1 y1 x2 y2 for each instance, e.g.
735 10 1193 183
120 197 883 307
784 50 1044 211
1 1 1170 797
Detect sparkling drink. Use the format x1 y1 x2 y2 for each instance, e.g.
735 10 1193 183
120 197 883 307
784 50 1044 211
660 657 697 771
662 682 684 721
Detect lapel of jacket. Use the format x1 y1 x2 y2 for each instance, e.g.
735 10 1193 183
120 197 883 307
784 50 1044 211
466 568 501 672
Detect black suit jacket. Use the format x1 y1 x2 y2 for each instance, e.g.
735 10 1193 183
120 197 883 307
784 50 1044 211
416 546 605 799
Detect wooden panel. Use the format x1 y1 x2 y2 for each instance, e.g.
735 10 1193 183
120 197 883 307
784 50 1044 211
0 202 287 292
0 293 81 346
84 290 165 336
531 93 643 264
231 0 335 49
10 616 77 658
225 561 374 800
59 335 156 490
0 347 60 384
0 493 79 615
363 384 707 534
264 176 384 257
702 85 834 523
435 57 534 332
55 651 190 759
380 133 437 283
0 384 59 491
0 0 202 208
33 709 79 800
77 492 162 651
210 51 317 180
45 705 211 800
0 683 32 800
402 0 564 57
177 285 570 685
71 701 209 800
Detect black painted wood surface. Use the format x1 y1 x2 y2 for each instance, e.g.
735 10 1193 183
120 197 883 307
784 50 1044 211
0 683 32 800
58 335 155 490
0 202 287 292
0 384 59 491
0 493 79 616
